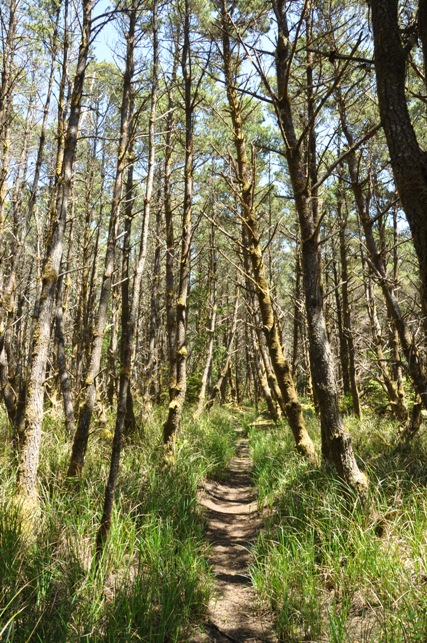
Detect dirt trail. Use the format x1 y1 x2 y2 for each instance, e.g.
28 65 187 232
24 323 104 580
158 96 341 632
192 431 277 643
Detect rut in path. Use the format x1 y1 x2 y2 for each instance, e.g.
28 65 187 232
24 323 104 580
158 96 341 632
193 430 277 643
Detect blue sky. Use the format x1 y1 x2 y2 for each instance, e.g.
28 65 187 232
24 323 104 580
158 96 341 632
93 0 118 62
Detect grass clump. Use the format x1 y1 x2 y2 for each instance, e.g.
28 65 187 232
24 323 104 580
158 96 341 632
186 405 238 480
249 416 427 642
0 403 239 641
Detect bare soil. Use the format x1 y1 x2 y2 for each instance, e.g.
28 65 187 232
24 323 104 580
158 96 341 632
191 432 277 643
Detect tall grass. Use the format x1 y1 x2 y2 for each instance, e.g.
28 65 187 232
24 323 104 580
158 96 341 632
249 414 427 642
0 404 237 641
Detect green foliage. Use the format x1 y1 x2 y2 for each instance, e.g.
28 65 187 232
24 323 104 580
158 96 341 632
362 376 392 416
0 404 239 641
249 419 427 641
185 373 203 405
105 519 209 642
186 405 238 480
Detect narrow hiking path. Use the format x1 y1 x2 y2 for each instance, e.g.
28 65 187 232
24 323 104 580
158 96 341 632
193 430 277 643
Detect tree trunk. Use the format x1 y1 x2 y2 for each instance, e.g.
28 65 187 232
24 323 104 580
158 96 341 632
17 0 92 505
96 0 159 556
332 254 349 396
194 222 217 419
0 0 19 295
163 0 194 445
55 266 75 436
369 0 427 332
73 153 105 394
164 53 178 401
336 85 427 415
271 1 366 493
68 3 135 477
291 247 303 383
220 0 317 465
206 294 239 411
337 179 361 417
251 322 280 421
143 188 162 411
390 203 405 407
107 288 119 406
360 244 408 423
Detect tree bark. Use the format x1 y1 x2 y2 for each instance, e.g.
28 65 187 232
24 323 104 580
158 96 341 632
369 0 427 332
17 0 92 505
68 3 135 477
271 1 366 492
194 222 218 419
163 0 194 445
337 178 361 417
220 0 317 465
336 84 427 415
206 294 239 411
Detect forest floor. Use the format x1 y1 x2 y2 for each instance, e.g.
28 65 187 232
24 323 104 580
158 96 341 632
192 429 277 643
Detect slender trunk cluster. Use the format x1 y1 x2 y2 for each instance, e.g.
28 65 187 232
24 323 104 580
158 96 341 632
97 0 160 552
336 180 361 417
17 0 92 505
271 0 367 494
67 2 139 477
194 222 218 419
163 0 194 445
220 0 318 465
206 293 239 412
336 86 427 420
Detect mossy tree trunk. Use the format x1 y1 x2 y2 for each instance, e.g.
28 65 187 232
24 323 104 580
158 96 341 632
271 1 367 493
206 294 239 412
220 0 318 466
163 0 195 445
68 2 136 477
336 84 427 419
251 322 281 421
17 0 92 505
96 0 160 554
194 222 218 420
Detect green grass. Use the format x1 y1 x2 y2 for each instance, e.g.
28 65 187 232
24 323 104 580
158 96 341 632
249 414 427 642
8 400 427 641
0 404 238 641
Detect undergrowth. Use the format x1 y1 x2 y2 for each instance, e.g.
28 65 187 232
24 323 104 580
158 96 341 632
249 413 427 642
0 404 237 642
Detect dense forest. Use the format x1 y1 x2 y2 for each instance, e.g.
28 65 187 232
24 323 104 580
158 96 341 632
2 0 427 640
